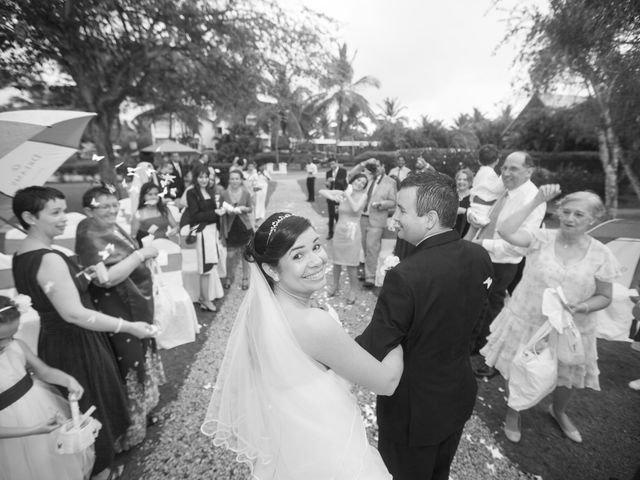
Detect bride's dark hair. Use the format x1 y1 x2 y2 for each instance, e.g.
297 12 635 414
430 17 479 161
245 212 312 288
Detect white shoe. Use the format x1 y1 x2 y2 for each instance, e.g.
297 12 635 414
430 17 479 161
629 379 640 391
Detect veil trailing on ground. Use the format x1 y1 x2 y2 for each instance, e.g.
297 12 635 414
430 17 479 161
201 263 381 479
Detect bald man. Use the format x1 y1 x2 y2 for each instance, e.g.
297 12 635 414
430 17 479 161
469 151 547 377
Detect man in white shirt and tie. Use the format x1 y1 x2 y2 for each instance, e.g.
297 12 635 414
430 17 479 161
469 151 546 377
388 155 411 186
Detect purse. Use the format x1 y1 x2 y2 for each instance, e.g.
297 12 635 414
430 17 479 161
557 318 585 365
508 320 558 411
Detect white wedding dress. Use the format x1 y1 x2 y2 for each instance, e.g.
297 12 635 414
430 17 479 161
202 264 390 479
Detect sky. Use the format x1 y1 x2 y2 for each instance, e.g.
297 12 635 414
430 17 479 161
295 0 542 126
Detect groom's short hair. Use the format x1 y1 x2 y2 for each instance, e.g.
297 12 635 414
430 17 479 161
399 172 458 228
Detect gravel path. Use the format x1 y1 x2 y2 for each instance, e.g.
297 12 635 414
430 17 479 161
128 171 536 480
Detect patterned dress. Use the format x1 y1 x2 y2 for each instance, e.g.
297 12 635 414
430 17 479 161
481 229 622 391
75 218 166 449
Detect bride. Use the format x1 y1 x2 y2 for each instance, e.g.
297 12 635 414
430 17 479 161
202 212 402 479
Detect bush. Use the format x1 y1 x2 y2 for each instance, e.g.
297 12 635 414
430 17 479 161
56 158 100 177
529 151 601 173
532 164 604 196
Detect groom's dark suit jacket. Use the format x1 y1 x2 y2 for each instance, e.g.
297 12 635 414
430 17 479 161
356 230 493 446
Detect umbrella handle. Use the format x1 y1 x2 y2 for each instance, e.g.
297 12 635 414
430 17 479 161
0 216 26 234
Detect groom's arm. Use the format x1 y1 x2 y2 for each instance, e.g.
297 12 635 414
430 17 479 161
355 268 413 361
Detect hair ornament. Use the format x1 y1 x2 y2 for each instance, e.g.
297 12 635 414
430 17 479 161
0 294 32 314
267 213 293 244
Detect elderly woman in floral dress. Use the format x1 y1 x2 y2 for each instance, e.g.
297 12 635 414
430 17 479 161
481 185 621 444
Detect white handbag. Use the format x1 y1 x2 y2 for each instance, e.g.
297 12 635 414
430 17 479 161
508 321 558 411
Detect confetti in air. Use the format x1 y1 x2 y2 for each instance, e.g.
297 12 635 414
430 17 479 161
160 173 176 184
43 281 55 294
98 243 115 261
90 198 101 208
104 184 116 194
91 154 105 162
115 162 124 168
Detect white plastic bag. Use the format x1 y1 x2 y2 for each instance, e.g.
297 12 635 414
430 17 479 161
508 321 557 411
152 262 200 349
557 319 585 366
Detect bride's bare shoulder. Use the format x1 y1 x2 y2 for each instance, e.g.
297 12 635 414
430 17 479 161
290 307 342 342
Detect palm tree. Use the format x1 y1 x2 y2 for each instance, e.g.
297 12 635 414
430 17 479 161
377 97 407 125
310 43 380 141
255 63 313 161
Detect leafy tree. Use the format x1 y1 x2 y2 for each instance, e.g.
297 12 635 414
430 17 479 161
215 124 261 162
310 43 380 141
0 0 331 183
502 0 640 212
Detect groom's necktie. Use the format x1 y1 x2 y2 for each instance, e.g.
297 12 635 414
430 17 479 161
475 191 509 240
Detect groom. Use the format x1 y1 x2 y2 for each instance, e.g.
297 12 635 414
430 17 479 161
356 171 493 480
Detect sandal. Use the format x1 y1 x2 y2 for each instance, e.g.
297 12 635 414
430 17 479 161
241 278 249 290
106 465 124 480
326 287 339 298
199 301 217 312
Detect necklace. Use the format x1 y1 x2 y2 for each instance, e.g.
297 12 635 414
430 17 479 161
558 232 585 249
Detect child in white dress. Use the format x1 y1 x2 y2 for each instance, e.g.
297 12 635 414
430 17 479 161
0 295 94 480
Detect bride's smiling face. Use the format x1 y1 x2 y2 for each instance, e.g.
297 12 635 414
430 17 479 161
276 227 327 295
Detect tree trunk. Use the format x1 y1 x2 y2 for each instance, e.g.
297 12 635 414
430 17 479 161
93 113 117 185
596 128 618 217
619 153 640 201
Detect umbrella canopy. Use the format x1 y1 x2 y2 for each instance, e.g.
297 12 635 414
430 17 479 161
141 140 198 154
0 110 96 196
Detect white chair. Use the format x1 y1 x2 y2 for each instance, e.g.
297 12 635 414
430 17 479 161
151 238 200 349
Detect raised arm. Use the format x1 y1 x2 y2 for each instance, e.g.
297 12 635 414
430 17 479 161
496 184 561 247
292 310 403 396
344 187 367 212
318 189 345 204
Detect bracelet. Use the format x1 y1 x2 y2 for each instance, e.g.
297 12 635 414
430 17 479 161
114 317 123 334
134 250 146 262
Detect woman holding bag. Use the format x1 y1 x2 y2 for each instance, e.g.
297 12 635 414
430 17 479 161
186 165 226 311
480 186 621 444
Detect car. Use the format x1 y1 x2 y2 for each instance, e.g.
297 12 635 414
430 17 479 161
588 218 640 288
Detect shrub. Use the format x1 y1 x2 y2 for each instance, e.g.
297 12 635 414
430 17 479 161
532 164 604 196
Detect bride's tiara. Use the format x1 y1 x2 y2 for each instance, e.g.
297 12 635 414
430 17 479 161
267 213 293 244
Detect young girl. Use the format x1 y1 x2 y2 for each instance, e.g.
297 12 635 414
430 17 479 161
131 181 179 246
0 295 94 480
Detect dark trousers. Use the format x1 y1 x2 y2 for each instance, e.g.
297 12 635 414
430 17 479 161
378 427 464 480
306 176 315 201
471 262 519 353
327 200 338 235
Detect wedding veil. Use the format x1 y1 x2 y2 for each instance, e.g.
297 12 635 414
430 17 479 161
202 261 382 479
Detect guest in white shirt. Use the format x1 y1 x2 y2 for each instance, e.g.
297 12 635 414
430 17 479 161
388 156 411 187
305 159 318 202
470 151 546 377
